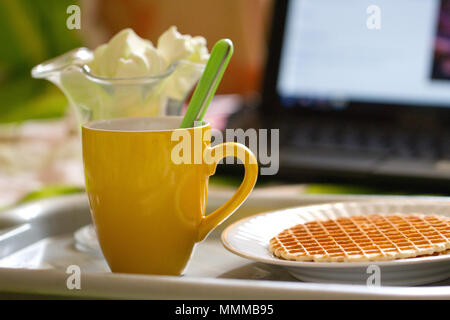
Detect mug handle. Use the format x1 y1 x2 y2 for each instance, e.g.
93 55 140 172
197 142 258 241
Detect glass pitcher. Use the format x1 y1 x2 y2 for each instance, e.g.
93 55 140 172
31 47 204 124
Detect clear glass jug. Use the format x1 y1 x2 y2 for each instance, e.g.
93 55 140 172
31 48 204 124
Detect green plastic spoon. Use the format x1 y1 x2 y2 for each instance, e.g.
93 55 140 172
180 39 234 128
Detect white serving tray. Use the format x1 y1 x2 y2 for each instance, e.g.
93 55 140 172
0 188 449 299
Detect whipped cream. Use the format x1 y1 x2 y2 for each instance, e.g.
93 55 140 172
88 27 208 79
157 26 209 66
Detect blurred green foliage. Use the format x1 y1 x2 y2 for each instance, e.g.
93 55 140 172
306 184 444 196
17 185 84 204
0 0 82 123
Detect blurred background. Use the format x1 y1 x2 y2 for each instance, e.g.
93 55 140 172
1 0 450 208
0 0 271 122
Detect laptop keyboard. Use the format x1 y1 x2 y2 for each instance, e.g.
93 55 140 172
283 121 449 161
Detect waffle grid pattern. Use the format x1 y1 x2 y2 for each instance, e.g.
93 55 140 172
269 214 450 262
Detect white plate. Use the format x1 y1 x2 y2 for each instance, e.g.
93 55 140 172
221 201 450 286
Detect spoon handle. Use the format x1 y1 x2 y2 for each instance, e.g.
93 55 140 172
180 39 234 128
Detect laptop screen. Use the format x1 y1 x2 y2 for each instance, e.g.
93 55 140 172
277 0 450 109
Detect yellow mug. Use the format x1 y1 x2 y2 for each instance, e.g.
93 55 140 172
82 116 258 275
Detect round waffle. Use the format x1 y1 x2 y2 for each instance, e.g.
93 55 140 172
269 214 450 262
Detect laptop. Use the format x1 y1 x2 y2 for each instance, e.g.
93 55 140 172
258 0 450 189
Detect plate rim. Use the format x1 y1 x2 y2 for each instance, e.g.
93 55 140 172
221 200 450 269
